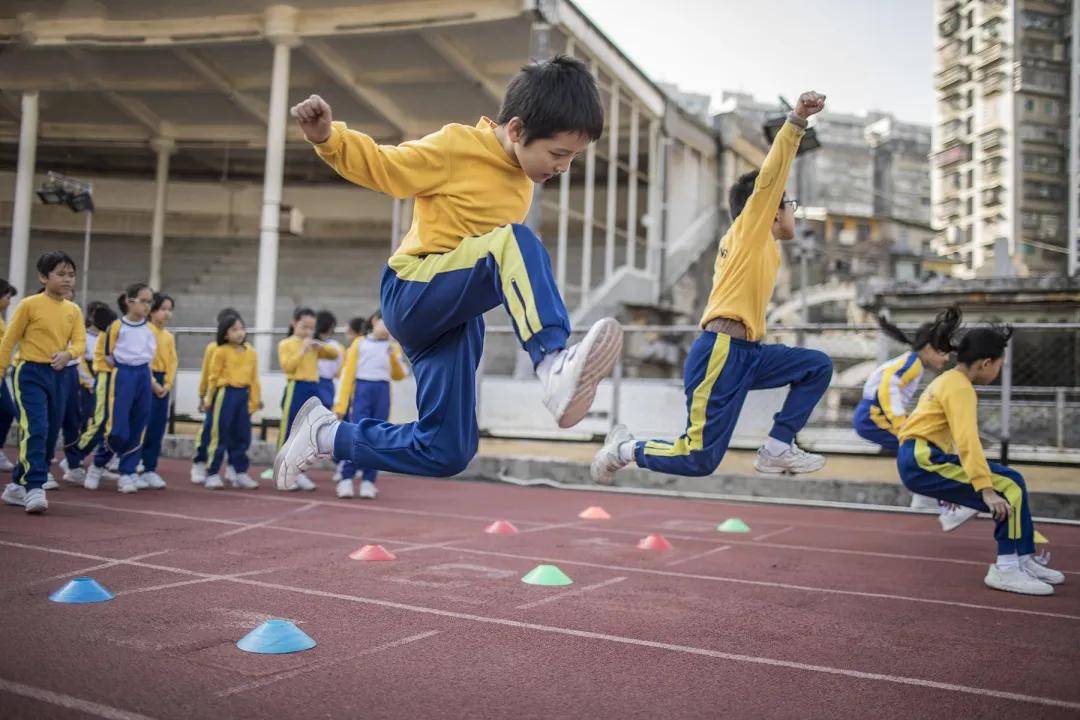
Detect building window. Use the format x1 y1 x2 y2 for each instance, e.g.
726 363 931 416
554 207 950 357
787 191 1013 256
1024 98 1035 112
966 169 974 188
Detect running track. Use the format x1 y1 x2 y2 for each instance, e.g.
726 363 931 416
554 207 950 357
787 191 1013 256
1 458 1078 719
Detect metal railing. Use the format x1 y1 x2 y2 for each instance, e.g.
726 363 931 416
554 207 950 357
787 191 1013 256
166 322 1080 462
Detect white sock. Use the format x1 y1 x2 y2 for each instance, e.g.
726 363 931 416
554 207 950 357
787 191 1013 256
535 351 563 384
996 553 1020 570
316 421 340 455
763 436 790 456
617 441 635 463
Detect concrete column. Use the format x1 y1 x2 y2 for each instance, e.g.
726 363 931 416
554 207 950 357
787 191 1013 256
604 82 620 279
148 137 175 290
253 34 296 364
1069 2 1079 276
8 91 38 309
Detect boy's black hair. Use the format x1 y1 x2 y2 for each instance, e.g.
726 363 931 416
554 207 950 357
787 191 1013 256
315 309 336 337
117 282 151 317
90 305 117 334
368 309 382 327
877 306 962 354
0 278 16 299
151 292 174 314
347 316 367 335
955 324 1013 365
729 170 788 221
36 251 76 277
216 314 244 346
496 54 604 143
84 300 107 328
286 306 316 337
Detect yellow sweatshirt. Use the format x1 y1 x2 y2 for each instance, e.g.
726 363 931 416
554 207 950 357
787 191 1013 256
205 342 261 414
900 369 993 491
150 325 178 391
0 293 86 374
332 337 406 417
313 117 533 257
278 336 339 382
197 341 216 400
700 117 806 340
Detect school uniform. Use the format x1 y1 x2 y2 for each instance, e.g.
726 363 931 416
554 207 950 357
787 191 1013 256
334 336 405 483
0 294 86 490
313 117 570 477
97 318 156 475
205 342 260 476
853 351 923 453
141 325 177 473
635 118 833 476
277 336 338 449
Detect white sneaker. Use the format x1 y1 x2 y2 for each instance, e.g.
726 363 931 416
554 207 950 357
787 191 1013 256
24 488 47 514
230 473 258 490
2 482 26 506
273 397 335 491
1022 555 1064 585
133 474 149 490
102 468 120 482
225 465 237 483
41 475 60 491
336 479 354 498
107 456 120 472
294 473 316 492
136 461 145 474
0 454 14 472
939 505 978 532
984 564 1053 596
204 474 224 490
191 462 207 485
910 493 940 510
359 480 378 499
64 466 86 485
142 472 167 489
753 442 826 475
117 474 138 494
591 423 633 485
84 465 103 490
332 469 344 483
540 317 623 429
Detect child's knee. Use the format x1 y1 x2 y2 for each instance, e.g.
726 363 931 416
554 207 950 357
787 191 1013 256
808 349 833 376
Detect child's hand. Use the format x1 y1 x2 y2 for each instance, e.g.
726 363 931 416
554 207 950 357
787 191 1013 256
199 400 208 413
301 338 318 353
981 488 1010 521
794 91 826 120
50 351 72 371
290 94 334 144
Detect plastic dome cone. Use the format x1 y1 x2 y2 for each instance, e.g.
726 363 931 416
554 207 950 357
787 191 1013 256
1034 530 1049 544
717 518 751 533
578 506 611 520
48 577 114 604
521 564 573 586
484 520 519 535
260 468 274 480
236 619 316 654
349 544 396 561
637 533 673 551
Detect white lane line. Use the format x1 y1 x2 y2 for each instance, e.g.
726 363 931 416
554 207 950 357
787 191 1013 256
665 546 732 567
3 540 1077 712
216 630 442 697
49 500 426 549
215 502 318 538
515 577 628 610
115 568 284 596
219 576 1080 712
434 546 1080 622
0 676 158 720
38 550 173 584
752 526 794 542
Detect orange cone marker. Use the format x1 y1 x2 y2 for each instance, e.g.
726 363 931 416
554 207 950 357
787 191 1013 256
349 544 396 561
637 533 673 551
578 506 611 520
484 520 519 535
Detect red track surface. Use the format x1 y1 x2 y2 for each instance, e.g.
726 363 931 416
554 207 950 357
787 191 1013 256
1 457 1078 719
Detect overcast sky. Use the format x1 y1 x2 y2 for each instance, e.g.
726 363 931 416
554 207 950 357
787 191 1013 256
572 0 936 124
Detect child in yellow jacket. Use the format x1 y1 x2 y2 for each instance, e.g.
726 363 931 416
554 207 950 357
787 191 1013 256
202 314 261 490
